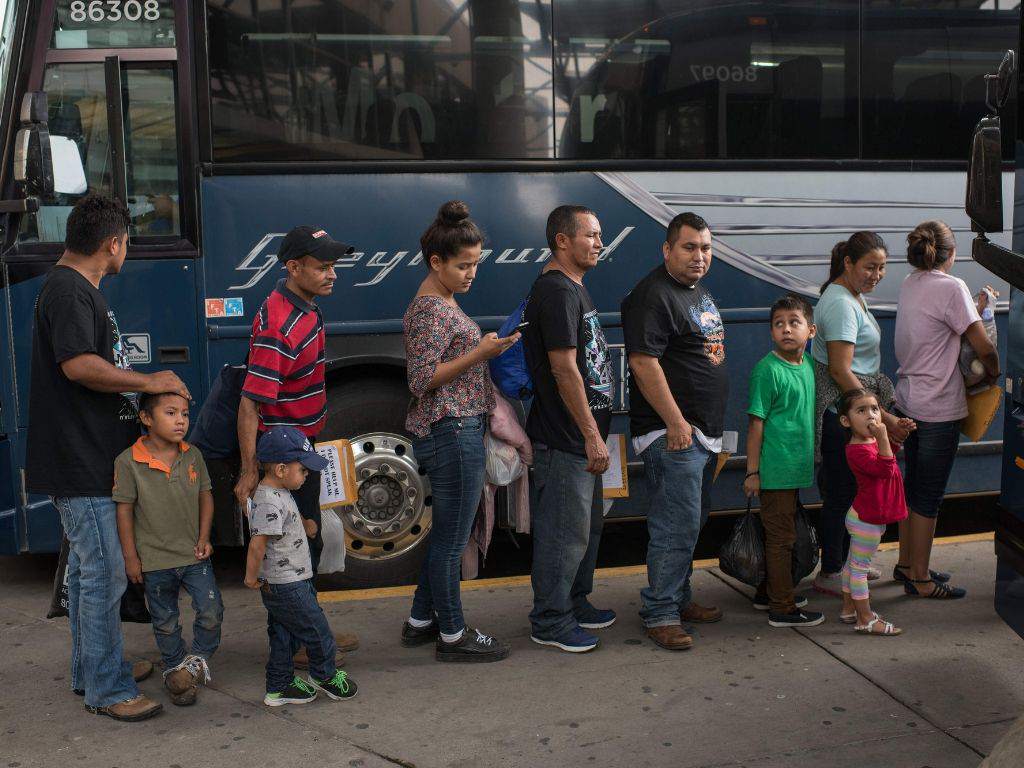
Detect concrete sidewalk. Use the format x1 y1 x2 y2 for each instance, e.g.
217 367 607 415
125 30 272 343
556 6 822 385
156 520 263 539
1 538 1021 768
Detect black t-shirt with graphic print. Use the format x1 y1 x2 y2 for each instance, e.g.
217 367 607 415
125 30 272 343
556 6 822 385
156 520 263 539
621 265 728 438
26 265 140 497
522 270 613 456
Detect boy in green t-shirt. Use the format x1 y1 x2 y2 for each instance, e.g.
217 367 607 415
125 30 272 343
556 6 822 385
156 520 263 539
114 392 223 707
744 296 825 628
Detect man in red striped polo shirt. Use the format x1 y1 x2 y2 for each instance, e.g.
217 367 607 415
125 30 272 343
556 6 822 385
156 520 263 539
233 225 360 661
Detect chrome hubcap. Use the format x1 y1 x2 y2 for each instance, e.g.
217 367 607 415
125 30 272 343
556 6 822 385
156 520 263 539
337 432 431 561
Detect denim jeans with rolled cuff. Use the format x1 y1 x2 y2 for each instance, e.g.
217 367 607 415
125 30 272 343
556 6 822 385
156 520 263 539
52 495 138 708
529 445 604 639
639 438 715 628
409 416 487 636
143 561 224 670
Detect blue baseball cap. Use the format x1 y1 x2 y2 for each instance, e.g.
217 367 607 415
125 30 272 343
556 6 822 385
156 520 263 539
256 427 328 471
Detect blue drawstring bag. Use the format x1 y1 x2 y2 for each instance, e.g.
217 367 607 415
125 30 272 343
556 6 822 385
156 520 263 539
489 297 533 401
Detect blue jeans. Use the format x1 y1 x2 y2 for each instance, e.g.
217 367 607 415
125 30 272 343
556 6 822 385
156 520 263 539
817 409 856 574
52 496 137 708
143 562 224 670
529 445 604 639
410 416 486 635
259 578 337 693
639 438 716 627
900 415 961 519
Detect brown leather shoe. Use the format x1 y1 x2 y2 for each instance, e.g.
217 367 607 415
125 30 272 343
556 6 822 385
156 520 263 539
334 631 359 652
293 646 345 670
681 601 723 623
87 694 163 722
646 625 694 651
164 667 193 696
132 659 154 682
169 685 198 707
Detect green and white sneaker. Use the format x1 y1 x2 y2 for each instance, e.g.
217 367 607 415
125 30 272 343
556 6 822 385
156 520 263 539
264 677 317 707
308 670 358 701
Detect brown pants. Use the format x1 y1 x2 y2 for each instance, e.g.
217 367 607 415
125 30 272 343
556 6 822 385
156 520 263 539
756 489 798 614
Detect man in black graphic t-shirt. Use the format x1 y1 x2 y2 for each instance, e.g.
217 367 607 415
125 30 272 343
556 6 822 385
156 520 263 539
26 196 189 722
622 211 729 652
522 205 615 654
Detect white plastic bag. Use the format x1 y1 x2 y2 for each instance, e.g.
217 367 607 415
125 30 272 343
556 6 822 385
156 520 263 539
318 509 347 574
484 430 523 486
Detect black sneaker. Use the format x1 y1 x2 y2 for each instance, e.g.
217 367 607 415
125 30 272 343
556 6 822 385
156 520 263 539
263 677 317 707
753 595 808 611
767 609 825 628
436 628 511 663
308 670 358 701
401 618 440 647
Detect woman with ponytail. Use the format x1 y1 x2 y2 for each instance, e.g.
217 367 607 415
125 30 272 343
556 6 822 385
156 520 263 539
892 221 998 599
811 231 915 598
400 201 518 662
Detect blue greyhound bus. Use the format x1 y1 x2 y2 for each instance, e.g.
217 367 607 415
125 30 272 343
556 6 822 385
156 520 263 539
0 0 1019 586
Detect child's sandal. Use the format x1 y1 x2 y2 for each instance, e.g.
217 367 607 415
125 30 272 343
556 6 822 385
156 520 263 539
855 616 901 636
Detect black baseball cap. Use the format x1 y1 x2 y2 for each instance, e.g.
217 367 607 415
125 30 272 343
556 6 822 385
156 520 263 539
277 225 354 264
256 427 329 471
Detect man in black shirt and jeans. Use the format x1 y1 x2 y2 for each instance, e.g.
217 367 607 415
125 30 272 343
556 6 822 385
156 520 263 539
622 212 729 651
26 195 189 721
523 205 615 653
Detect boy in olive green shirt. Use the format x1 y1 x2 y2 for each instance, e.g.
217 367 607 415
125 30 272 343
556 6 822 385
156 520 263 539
114 392 223 707
744 296 825 628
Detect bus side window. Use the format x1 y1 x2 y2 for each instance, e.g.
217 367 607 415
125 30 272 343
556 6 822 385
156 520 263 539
862 2 1016 161
554 1 859 160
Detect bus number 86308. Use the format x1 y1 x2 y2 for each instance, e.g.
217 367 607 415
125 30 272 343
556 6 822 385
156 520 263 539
69 0 162 23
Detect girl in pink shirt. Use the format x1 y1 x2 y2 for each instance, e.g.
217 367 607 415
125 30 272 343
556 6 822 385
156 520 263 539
838 389 908 636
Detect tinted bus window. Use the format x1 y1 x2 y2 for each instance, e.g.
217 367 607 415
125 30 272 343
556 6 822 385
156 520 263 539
555 1 858 160
207 0 554 162
862 1 1018 160
51 0 175 49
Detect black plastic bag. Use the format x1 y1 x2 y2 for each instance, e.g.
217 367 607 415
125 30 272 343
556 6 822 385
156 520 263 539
718 502 766 587
792 502 820 584
47 537 151 623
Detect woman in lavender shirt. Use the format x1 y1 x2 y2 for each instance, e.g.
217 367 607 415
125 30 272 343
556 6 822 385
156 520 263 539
893 221 999 599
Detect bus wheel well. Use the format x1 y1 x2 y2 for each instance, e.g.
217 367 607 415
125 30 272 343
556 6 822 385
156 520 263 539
325 362 407 389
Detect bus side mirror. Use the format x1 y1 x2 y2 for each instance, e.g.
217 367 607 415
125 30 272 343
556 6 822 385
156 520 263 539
966 115 1003 233
966 50 1014 234
11 91 87 199
13 92 53 197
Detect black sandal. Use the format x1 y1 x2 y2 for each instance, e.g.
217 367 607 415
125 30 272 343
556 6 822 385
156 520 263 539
893 564 951 584
904 578 966 599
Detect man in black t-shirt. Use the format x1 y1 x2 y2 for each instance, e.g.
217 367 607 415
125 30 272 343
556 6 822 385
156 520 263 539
621 212 729 651
522 205 614 653
26 195 189 722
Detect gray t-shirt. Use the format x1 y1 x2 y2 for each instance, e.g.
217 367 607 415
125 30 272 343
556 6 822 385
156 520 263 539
248 484 312 584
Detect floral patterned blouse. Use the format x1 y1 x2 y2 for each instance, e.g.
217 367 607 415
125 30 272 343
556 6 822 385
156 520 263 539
404 296 495 437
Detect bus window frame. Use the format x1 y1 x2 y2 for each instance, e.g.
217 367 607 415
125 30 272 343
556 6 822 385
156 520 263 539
10 0 199 259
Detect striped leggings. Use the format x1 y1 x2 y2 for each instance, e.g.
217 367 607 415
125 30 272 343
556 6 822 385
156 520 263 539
842 508 886 601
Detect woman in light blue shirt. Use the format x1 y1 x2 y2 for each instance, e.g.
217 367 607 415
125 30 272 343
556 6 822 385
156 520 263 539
811 231 915 598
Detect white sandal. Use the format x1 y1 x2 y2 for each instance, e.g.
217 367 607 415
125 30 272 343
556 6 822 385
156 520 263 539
855 616 902 636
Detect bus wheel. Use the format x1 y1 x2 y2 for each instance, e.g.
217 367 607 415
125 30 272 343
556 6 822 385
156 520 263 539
320 377 430 588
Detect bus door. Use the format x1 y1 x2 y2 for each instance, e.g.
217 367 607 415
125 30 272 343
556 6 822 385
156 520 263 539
0 0 201 551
